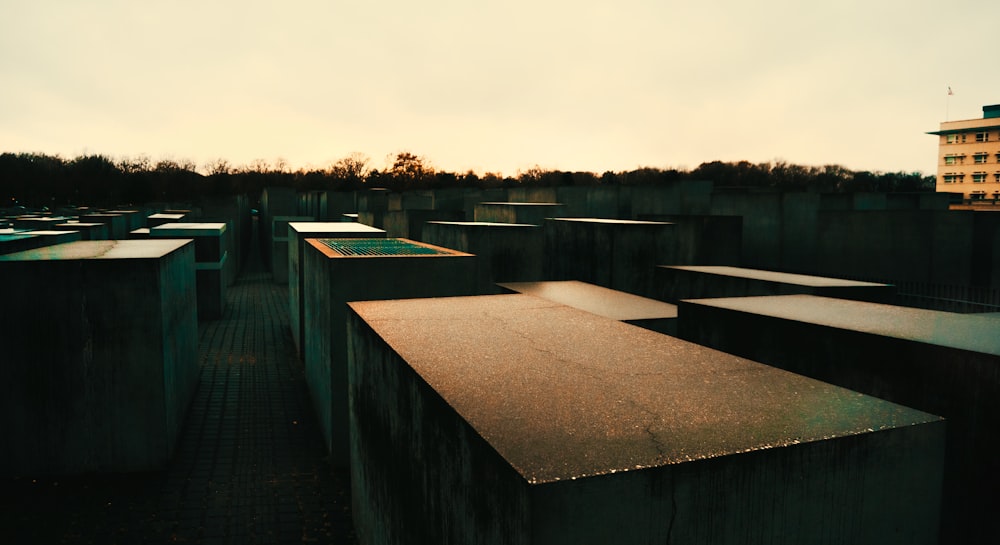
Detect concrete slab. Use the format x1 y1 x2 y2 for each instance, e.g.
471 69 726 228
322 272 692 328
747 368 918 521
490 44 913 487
474 202 567 225
654 265 896 304
498 280 677 334
346 294 944 545
0 240 199 476
544 217 674 297
287 222 386 359
150 223 228 319
147 213 186 228
79 213 128 239
677 294 1000 543
302 238 477 466
422 221 544 293
53 222 109 240
270 215 313 284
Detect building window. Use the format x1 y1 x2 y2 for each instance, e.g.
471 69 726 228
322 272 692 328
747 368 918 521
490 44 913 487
995 172 1000 183
973 172 988 183
945 154 966 165
975 153 990 164
975 132 990 142
946 134 966 144
971 192 986 200
944 173 963 184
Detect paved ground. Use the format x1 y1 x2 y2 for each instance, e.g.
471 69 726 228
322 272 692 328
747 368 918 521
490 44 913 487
0 231 358 544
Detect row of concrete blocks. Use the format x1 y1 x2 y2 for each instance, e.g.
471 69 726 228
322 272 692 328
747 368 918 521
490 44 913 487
286 227 994 544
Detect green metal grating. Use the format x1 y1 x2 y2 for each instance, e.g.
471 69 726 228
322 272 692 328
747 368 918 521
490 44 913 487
319 238 450 256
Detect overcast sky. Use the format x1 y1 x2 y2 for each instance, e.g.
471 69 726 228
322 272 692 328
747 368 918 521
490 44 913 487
2 0 998 176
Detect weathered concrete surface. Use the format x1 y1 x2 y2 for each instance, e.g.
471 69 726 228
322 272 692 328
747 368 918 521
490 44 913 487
270 215 313 284
544 218 674 297
637 214 743 266
150 223 229 319
422 221 544 294
0 240 199 476
677 294 1000 544
287 222 386 359
146 213 186 228
347 294 944 545
381 209 464 240
498 280 677 335
654 265 896 304
53 222 110 240
302 238 477 466
80 213 128 239
474 202 567 225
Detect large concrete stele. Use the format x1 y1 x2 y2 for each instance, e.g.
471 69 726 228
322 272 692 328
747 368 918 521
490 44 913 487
346 294 944 545
498 280 677 335
544 217 674 298
287 222 386 360
677 294 1000 544
0 240 199 476
422 221 544 294
270 215 313 284
150 223 229 319
302 238 477 467
654 265 896 304
473 202 566 225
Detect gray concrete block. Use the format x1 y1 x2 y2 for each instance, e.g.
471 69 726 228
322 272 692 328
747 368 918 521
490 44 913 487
150 223 229 319
346 294 944 545
270 215 313 284
422 221 544 293
146 213 186 228
654 265 896 304
676 294 1000 543
0 240 199 476
498 280 678 335
79 213 128 239
287 222 386 359
544 218 674 297
381 209 464 240
474 202 567 225
303 238 477 466
53 222 109 240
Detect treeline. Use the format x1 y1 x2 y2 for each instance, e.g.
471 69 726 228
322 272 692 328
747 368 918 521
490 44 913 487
0 151 934 208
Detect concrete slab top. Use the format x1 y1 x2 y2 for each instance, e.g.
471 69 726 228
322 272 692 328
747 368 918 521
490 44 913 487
20 230 79 236
499 280 677 321
148 213 186 220
426 221 538 228
0 239 192 261
151 223 227 235
684 294 1000 356
663 265 890 288
548 217 672 226
289 222 385 235
54 223 104 228
349 294 939 484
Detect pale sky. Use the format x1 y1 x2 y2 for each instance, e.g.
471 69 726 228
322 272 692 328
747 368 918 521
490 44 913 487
2 0 998 176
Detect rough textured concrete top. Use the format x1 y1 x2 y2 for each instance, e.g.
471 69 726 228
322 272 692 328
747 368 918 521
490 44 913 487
499 280 677 321
151 223 227 236
349 294 939 484
289 222 385 235
426 221 537 228
548 217 671 226
309 238 472 259
685 294 1000 356
663 265 889 288
0 239 191 261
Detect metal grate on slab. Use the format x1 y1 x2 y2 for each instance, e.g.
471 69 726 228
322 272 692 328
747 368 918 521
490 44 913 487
319 238 451 256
